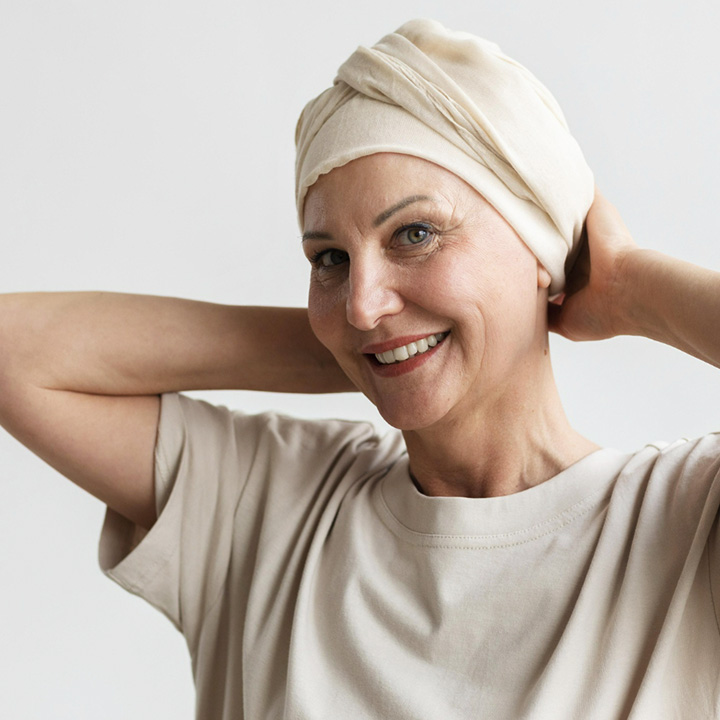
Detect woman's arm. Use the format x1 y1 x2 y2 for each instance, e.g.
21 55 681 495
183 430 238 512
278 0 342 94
0 293 352 529
549 190 720 368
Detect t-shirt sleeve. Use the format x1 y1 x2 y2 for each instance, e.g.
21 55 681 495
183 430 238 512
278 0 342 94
98 392 395 647
676 433 720 638
640 433 720 638
98 393 261 635
712 513 720 635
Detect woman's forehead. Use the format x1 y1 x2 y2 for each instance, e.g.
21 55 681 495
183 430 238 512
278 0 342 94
303 153 479 225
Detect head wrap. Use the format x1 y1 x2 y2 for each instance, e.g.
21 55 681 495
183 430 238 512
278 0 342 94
295 19 593 294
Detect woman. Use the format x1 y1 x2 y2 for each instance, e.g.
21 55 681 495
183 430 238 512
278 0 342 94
2 19 719 719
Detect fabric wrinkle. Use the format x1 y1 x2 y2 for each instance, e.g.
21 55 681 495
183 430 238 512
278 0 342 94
295 18 594 293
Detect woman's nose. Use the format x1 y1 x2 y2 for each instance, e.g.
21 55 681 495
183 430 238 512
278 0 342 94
345 259 404 331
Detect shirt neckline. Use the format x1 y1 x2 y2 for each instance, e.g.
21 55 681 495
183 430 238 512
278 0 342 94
377 448 632 546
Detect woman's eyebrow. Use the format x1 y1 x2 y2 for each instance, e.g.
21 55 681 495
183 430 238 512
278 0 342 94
301 230 332 243
302 195 435 242
373 195 435 226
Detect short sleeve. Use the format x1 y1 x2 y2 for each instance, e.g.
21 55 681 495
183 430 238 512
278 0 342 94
712 515 720 633
98 392 403 649
670 433 720 638
98 393 266 634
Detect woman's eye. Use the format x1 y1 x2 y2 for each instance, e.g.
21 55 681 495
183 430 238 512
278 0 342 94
315 249 348 267
397 225 433 246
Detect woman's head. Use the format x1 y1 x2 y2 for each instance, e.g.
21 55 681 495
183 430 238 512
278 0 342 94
303 153 552 430
296 19 592 429
295 18 593 295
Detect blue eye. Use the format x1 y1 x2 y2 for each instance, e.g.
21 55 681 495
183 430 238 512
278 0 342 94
398 225 433 245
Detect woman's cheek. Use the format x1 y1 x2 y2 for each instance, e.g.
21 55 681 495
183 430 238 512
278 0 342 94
308 284 344 347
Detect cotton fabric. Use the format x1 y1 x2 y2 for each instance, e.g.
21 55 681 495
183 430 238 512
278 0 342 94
295 19 594 294
100 393 720 719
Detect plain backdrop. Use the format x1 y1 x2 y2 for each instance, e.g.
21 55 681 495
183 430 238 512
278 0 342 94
1 0 719 717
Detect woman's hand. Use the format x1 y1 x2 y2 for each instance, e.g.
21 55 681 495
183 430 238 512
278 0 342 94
549 189 720 370
548 189 638 342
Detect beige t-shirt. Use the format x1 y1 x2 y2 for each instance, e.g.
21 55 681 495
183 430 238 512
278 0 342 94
100 393 720 719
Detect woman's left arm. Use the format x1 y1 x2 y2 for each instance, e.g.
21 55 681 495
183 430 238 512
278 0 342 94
549 190 720 368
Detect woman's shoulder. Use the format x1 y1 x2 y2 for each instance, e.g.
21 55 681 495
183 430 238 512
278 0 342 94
627 430 720 479
161 391 406 471
611 430 720 528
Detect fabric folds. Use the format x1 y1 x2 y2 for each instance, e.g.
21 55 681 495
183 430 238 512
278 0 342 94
295 19 594 293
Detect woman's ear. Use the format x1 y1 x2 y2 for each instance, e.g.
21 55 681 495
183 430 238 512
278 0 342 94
537 263 552 290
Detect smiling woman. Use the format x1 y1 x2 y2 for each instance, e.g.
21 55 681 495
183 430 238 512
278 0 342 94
302 154 566 465
3 16 720 720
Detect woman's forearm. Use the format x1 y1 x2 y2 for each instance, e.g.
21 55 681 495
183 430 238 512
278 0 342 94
550 192 720 370
0 292 354 396
616 250 720 369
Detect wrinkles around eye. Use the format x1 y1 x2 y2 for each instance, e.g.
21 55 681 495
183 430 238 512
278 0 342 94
306 220 440 273
395 223 435 246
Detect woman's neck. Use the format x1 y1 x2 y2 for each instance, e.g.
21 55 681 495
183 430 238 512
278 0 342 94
402 364 599 498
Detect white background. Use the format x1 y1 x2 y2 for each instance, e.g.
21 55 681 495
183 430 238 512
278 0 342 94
1 0 719 717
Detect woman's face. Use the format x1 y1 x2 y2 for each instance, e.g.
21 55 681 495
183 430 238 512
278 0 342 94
302 153 551 430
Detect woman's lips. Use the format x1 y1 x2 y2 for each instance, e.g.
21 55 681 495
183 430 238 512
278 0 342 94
362 331 449 357
365 332 449 376
372 332 449 365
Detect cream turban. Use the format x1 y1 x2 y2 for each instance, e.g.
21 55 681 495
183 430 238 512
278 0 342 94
295 19 594 294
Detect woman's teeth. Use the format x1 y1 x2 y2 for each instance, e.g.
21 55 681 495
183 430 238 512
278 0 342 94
374 332 448 365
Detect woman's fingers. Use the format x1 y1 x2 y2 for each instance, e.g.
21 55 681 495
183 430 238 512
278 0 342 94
549 190 638 342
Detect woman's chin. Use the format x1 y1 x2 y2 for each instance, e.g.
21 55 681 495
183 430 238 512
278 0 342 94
374 398 451 433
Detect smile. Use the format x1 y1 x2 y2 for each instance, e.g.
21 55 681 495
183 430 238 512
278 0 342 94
374 332 449 365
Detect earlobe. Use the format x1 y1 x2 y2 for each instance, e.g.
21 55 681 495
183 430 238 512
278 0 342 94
537 264 552 290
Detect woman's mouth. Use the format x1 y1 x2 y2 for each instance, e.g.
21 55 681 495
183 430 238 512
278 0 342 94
373 332 449 365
